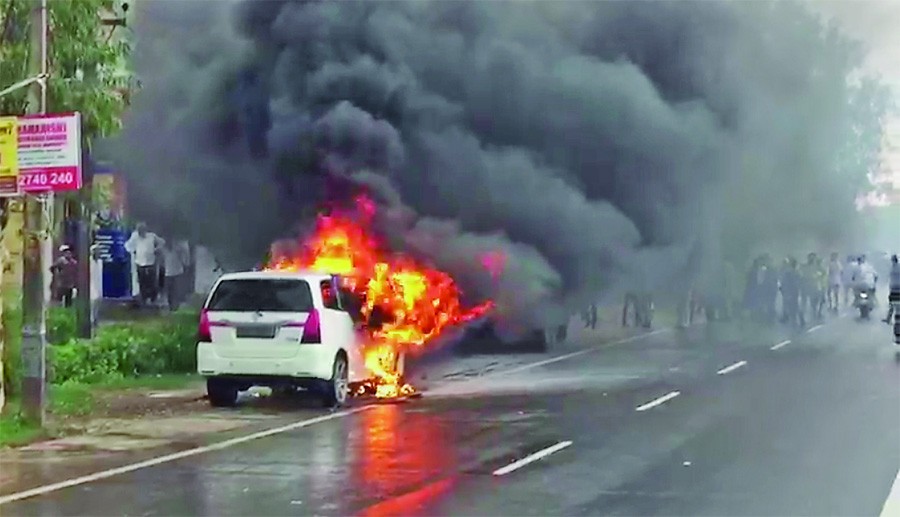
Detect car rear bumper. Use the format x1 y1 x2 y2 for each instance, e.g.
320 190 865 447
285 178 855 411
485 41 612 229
197 342 334 381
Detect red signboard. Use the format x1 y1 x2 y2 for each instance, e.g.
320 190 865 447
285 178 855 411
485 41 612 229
17 113 82 193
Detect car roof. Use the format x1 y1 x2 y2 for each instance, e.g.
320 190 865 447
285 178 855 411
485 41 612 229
217 270 336 282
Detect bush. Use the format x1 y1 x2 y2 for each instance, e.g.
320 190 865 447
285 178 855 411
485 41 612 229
48 306 77 345
49 309 199 385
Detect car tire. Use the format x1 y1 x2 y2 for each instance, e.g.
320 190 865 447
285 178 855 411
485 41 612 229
322 354 350 408
207 378 238 407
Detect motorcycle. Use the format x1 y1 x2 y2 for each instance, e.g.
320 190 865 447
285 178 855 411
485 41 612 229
854 287 875 319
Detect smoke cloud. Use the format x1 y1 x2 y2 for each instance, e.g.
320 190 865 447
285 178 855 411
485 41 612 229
109 0 883 329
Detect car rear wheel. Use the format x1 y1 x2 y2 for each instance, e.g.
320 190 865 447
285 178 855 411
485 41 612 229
322 354 349 408
207 378 238 407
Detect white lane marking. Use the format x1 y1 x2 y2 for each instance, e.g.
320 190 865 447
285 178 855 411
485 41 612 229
881 467 900 517
497 328 671 377
0 407 368 506
806 324 824 333
635 390 681 412
716 360 747 375
492 441 573 476
770 339 791 351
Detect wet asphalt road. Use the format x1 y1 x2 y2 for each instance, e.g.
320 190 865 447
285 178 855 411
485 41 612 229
3 313 899 516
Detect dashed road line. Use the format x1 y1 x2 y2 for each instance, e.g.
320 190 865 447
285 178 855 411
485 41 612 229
716 360 747 375
493 441 574 476
806 324 824 333
770 339 791 351
635 391 681 412
0 407 369 506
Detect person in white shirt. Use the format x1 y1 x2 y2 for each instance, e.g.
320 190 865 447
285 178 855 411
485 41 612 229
124 222 165 305
852 255 878 291
163 238 191 311
827 252 843 312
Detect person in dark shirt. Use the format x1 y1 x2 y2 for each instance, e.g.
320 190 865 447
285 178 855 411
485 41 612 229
51 245 78 307
780 257 803 328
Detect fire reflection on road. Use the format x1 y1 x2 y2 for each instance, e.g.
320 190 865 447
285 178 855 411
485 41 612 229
353 404 458 516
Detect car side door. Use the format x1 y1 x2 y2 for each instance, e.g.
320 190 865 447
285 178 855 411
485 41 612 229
323 276 367 382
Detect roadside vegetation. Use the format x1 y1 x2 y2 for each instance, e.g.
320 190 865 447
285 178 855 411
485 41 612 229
1 302 200 447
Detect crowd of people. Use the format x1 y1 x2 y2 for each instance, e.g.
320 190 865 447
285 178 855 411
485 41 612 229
50 222 193 315
742 252 895 327
600 251 900 332
124 222 191 311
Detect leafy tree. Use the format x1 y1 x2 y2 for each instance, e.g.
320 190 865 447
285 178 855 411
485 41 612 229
0 0 132 136
0 0 133 409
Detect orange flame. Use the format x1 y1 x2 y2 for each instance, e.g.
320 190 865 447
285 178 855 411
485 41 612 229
268 195 493 398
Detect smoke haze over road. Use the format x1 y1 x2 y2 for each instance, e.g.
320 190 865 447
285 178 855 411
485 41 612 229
109 0 889 328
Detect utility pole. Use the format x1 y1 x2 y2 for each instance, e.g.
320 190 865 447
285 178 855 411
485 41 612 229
75 139 92 338
21 0 49 425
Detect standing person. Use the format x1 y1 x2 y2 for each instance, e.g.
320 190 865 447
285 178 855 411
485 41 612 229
89 244 103 330
799 253 818 324
587 302 597 330
742 257 760 320
814 256 827 320
827 252 842 313
884 254 900 324
50 245 78 307
760 254 780 324
163 238 190 311
842 255 859 307
780 257 803 328
125 223 165 306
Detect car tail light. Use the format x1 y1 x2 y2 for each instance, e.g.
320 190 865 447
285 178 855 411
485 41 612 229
300 309 321 344
198 309 211 342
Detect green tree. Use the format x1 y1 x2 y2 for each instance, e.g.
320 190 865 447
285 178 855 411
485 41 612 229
1 0 132 411
0 0 132 136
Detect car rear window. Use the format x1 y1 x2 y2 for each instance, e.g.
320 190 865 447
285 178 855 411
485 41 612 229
207 279 314 313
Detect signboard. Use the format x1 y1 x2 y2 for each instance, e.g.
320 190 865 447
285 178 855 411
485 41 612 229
95 228 132 299
0 116 19 196
17 112 82 193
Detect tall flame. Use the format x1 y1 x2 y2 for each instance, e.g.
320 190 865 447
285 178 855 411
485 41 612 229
268 194 493 398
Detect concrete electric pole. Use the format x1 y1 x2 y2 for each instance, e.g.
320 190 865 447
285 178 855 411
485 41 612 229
21 0 50 425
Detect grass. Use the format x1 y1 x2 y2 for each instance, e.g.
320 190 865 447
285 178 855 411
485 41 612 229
0 400 47 447
0 373 200 447
92 373 201 391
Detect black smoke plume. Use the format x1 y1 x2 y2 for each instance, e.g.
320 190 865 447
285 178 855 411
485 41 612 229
109 0 883 329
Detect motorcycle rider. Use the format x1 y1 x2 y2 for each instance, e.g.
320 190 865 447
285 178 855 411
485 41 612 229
884 254 899 324
852 254 878 303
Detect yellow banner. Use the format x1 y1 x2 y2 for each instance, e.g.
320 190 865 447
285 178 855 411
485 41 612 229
0 116 19 196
